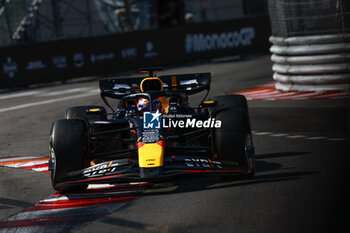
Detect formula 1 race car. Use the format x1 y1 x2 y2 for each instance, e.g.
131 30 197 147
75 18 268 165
49 68 255 191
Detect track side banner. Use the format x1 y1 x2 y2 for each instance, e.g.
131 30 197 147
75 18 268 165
0 16 270 88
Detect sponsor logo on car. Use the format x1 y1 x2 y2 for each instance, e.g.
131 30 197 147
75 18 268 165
141 129 160 143
184 158 222 168
83 160 128 177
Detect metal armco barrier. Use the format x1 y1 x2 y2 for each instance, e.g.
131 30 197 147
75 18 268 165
0 16 270 89
270 34 350 92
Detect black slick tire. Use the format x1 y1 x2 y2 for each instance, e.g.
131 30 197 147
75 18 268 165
49 119 89 192
210 95 255 178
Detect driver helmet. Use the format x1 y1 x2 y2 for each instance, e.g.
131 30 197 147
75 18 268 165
137 98 150 111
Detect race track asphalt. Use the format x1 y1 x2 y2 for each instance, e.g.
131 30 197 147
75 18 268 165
0 55 349 233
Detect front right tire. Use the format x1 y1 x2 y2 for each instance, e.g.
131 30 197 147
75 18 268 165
210 95 255 177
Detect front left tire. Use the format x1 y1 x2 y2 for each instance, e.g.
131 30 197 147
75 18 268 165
49 119 89 192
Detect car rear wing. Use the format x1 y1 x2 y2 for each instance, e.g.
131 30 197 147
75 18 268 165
99 73 211 100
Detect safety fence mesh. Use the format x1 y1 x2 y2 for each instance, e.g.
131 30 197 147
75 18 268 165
0 0 268 47
268 0 350 37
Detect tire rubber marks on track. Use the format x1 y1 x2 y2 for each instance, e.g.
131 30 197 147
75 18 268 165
0 157 149 232
231 84 350 100
0 87 94 100
36 87 92 97
251 131 349 141
0 91 42 100
0 157 49 173
0 183 147 232
0 88 99 113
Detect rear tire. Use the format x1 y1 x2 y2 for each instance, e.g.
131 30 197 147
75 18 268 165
210 95 255 178
49 119 89 192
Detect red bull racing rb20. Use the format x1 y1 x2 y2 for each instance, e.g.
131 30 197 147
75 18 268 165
49 68 255 191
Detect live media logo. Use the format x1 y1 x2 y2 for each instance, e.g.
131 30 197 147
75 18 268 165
143 110 222 129
143 111 161 129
